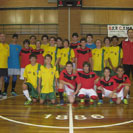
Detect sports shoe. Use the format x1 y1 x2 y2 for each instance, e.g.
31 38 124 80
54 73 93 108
2 92 7 99
11 91 18 96
2 92 7 96
60 99 64 105
97 99 103 105
24 100 32 105
89 99 94 105
123 99 128 105
109 99 114 104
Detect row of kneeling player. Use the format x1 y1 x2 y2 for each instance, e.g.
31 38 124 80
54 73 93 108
22 54 131 105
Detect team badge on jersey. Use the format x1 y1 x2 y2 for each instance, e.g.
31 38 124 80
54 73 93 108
28 71 31 74
71 76 74 80
108 82 111 86
16 48 18 51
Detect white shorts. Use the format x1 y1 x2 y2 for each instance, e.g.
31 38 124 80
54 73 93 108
116 88 124 100
20 68 25 80
102 88 113 97
8 68 20 76
77 68 83 72
64 85 74 96
78 88 97 97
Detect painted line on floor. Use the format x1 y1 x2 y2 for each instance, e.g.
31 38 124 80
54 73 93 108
69 104 74 133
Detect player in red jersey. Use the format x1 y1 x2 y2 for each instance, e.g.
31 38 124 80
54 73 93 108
77 62 99 105
19 39 32 80
75 38 92 71
70 33 80 50
112 66 131 104
97 67 117 104
58 61 81 105
32 40 44 65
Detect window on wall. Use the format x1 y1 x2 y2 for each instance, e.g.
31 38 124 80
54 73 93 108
81 24 107 35
0 24 58 35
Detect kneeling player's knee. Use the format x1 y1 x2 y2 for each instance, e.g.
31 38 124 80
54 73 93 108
40 100 44 104
22 84 27 90
125 86 129 91
33 98 37 103
91 95 97 100
79 94 85 99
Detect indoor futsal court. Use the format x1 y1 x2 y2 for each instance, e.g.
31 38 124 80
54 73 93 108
0 0 133 133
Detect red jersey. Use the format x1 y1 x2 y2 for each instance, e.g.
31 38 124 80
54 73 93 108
97 78 117 91
32 49 44 65
76 47 92 69
19 48 32 68
122 39 133 65
70 42 81 54
59 69 81 90
78 71 98 89
112 74 131 92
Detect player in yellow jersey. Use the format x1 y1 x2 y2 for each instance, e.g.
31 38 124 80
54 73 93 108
92 39 108 77
43 37 58 66
58 39 75 72
38 54 59 104
0 33 9 98
22 54 41 105
41 34 49 51
102 37 111 67
29 35 36 49
109 36 123 76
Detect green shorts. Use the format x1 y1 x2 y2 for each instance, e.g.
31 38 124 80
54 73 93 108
94 71 103 77
25 82 38 99
40 92 56 100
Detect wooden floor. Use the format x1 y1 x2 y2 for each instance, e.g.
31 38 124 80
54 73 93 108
0 79 133 133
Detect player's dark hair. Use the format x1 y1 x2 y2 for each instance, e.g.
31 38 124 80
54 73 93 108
41 34 49 40
86 34 93 38
30 35 37 40
44 54 52 60
57 37 63 42
95 39 102 44
23 39 30 45
50 36 56 41
36 40 41 45
80 38 86 43
63 39 69 46
29 54 37 59
104 67 111 73
12 34 18 39
111 36 119 41
72 32 79 37
66 61 73 66
127 28 133 33
116 65 124 71
103 37 110 43
83 62 90 67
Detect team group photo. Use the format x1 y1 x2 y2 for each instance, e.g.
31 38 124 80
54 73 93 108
0 0 133 133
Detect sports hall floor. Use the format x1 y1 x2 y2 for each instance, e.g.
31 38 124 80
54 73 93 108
0 79 133 133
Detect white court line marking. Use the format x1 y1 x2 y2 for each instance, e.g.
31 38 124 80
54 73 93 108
0 94 133 129
0 115 133 129
69 104 74 133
